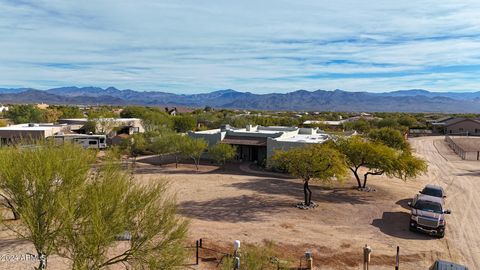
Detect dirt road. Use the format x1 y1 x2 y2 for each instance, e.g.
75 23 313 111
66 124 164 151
410 136 480 269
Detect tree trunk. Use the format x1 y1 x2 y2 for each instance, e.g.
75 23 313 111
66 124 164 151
351 168 362 188
303 180 311 206
175 156 178 168
363 171 383 188
194 158 199 170
362 173 368 188
36 251 47 270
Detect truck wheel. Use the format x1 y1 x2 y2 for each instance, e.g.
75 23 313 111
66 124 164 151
437 232 445 238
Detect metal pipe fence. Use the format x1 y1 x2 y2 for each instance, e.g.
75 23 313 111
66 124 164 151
445 135 480 160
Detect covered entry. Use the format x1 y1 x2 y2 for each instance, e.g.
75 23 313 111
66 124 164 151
221 135 267 163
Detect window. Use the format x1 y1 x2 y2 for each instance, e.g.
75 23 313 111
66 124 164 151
459 128 464 132
99 138 105 143
89 140 98 145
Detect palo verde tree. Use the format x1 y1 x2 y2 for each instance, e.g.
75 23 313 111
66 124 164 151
173 115 196 133
337 137 427 189
181 137 208 170
271 143 347 207
208 143 236 170
368 127 408 150
56 156 188 270
0 142 96 270
150 132 176 166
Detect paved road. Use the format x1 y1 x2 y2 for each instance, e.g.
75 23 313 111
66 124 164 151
410 136 480 269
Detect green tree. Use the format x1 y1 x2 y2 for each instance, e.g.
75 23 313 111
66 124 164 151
394 151 428 180
87 107 117 119
42 108 63 123
0 119 8 127
181 138 208 170
173 115 196 132
5 104 44 124
208 143 236 169
54 106 84 119
376 118 399 129
57 159 188 270
343 119 371 133
82 120 97 134
120 106 149 118
337 137 427 189
397 115 417 128
271 144 347 207
155 134 189 168
0 143 96 269
368 127 408 150
151 133 176 166
143 111 173 132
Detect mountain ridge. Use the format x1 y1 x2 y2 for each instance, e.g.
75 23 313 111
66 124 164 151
1 87 480 113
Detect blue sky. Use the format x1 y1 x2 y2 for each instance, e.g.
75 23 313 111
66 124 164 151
1 0 480 94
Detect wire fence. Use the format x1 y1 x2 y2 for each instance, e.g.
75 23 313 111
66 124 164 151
445 135 480 160
189 238 405 270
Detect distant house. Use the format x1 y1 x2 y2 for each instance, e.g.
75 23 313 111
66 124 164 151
444 118 480 135
165 107 194 116
58 118 144 136
0 105 8 113
165 107 177 116
36 103 49 109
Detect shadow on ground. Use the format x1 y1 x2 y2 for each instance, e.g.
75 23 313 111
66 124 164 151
0 238 31 250
396 198 412 210
228 178 373 205
371 211 435 240
455 170 480 177
134 156 293 179
179 194 292 222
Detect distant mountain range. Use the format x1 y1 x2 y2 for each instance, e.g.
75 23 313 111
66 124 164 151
1 86 480 113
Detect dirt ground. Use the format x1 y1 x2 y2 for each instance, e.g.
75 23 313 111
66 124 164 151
0 136 478 269
134 136 478 269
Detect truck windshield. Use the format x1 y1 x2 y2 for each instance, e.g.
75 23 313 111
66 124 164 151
414 200 443 213
422 187 443 197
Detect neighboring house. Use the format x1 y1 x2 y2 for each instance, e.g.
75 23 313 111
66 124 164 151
36 103 49 109
426 116 456 134
0 123 70 145
0 105 8 113
58 118 145 136
165 107 177 116
165 107 194 116
189 125 330 164
443 118 480 135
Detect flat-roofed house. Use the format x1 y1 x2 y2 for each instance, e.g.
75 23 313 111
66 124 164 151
189 125 330 164
0 123 69 145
